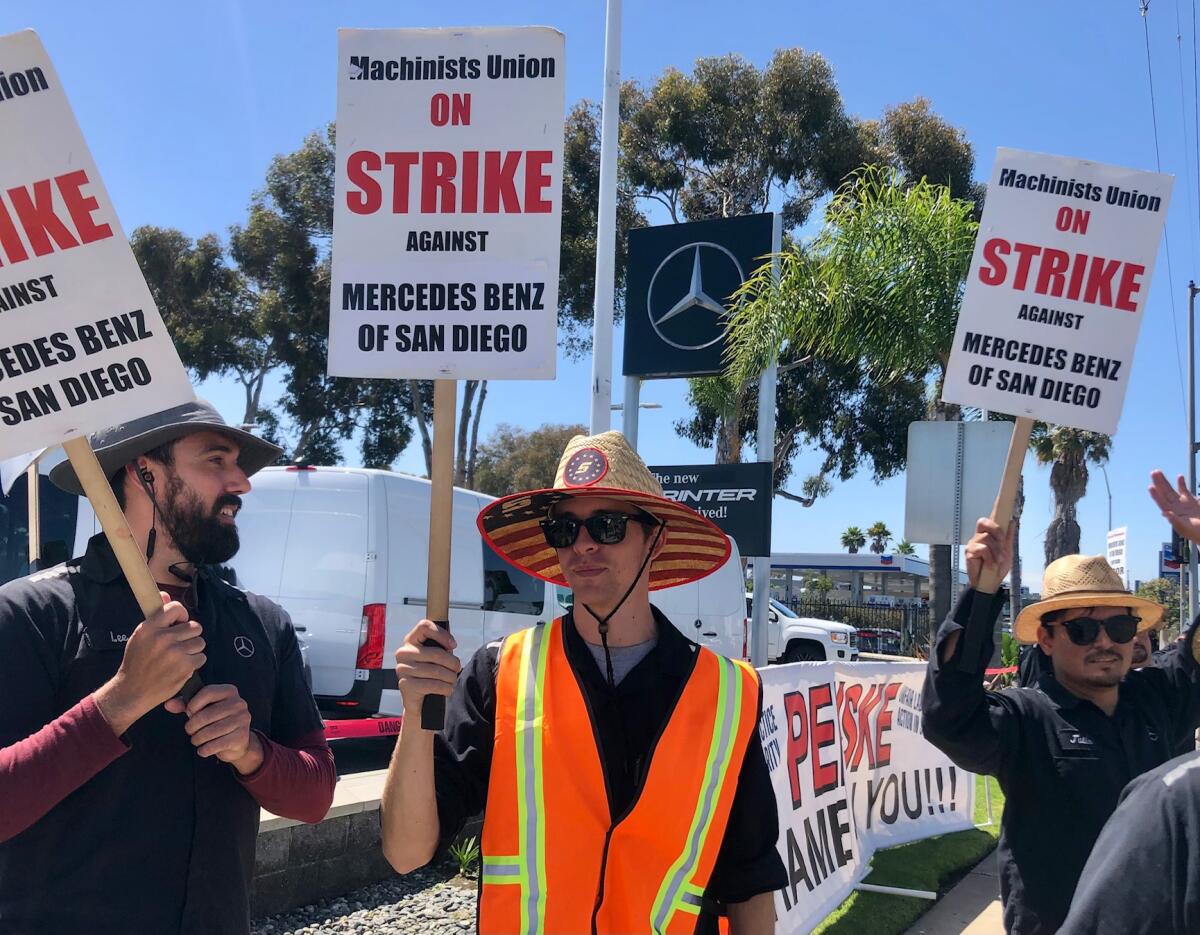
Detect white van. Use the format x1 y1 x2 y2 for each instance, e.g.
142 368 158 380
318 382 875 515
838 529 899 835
229 466 555 717
647 537 748 660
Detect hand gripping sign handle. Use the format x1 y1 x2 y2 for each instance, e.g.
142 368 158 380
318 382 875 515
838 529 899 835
421 380 457 731
63 436 203 703
959 417 1034 667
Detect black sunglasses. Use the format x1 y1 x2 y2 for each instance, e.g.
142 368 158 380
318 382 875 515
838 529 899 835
540 511 658 548
1046 614 1141 646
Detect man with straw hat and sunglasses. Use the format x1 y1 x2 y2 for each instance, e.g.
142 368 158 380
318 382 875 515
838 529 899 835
381 431 785 934
922 470 1200 935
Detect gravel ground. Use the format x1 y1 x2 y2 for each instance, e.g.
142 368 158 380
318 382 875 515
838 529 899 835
251 860 479 935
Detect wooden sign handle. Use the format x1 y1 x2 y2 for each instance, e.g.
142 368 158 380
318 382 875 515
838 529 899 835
421 379 457 731
63 436 203 702
959 416 1034 666
975 417 1034 595
26 463 40 570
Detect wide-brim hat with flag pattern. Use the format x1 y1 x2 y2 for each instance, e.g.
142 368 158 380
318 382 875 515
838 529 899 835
477 431 732 590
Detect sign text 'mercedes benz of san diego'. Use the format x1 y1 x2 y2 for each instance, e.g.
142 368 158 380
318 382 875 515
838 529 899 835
328 28 565 381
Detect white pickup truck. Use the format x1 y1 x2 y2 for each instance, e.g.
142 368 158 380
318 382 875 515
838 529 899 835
747 594 860 663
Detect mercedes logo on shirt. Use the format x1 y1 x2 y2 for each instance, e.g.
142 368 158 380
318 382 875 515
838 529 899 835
646 242 746 351
234 635 255 659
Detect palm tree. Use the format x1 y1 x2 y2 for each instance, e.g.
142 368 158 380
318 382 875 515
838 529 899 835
841 526 866 554
896 540 916 556
728 167 978 622
867 522 892 554
1030 426 1111 564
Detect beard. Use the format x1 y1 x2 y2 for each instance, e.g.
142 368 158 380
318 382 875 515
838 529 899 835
159 472 241 565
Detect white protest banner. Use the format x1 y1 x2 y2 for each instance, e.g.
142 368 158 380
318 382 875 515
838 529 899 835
942 148 1172 435
760 661 975 934
0 30 194 462
840 663 973 852
329 27 565 380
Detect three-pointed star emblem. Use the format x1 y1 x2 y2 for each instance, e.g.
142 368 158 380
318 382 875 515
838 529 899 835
653 247 730 325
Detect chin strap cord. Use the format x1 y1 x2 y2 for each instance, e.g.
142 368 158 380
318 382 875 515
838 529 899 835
582 521 665 690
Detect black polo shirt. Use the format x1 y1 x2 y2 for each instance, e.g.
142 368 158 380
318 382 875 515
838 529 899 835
1060 751 1200 934
922 590 1200 935
0 534 322 935
433 608 787 932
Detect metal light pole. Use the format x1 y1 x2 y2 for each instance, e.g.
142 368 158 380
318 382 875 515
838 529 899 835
749 214 783 667
588 0 622 434
1189 281 1199 623
1099 464 1113 533
623 375 641 448
614 396 661 451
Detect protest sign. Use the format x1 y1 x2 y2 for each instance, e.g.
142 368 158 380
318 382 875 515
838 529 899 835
0 30 194 463
759 661 975 933
942 148 1172 645
329 27 565 380
328 27 565 727
943 147 1172 435
0 32 204 701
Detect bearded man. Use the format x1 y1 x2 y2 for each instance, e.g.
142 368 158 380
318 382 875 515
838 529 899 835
0 400 335 935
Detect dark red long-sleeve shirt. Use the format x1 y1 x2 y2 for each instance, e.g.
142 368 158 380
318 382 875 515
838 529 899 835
0 695 335 843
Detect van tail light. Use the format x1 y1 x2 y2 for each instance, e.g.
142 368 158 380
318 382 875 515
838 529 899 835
742 618 750 661
356 604 386 669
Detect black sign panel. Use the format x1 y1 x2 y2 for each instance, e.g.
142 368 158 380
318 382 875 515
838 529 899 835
623 213 774 379
648 462 773 557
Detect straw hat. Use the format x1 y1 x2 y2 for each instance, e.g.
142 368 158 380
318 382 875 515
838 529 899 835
477 431 732 590
1013 553 1164 644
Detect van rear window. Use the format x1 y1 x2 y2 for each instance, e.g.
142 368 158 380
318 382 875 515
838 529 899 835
0 473 79 585
482 544 545 615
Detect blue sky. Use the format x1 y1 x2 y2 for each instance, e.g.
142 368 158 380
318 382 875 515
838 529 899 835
2 0 1193 587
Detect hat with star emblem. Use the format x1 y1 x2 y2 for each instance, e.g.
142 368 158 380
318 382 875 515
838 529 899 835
477 431 732 590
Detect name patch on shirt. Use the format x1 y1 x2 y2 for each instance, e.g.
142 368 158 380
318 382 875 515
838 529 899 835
1057 728 1098 754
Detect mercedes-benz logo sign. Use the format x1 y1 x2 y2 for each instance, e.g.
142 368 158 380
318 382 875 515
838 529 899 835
234 635 255 659
646 242 746 351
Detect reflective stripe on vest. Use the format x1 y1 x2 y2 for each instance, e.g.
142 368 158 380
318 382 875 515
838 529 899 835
650 652 743 932
479 618 759 935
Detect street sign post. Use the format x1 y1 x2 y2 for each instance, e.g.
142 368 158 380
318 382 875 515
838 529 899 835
330 27 565 728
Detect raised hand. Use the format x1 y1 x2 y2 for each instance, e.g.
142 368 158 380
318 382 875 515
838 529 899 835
1149 471 1200 546
965 517 1015 591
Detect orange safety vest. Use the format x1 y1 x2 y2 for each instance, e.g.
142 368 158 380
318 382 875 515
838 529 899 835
478 617 760 935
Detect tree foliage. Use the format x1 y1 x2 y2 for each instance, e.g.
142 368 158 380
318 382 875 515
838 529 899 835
728 167 978 389
867 522 892 554
134 127 436 468
674 350 926 496
1030 425 1111 564
727 167 980 623
1136 578 1182 639
896 540 916 556
474 423 588 498
624 53 976 475
841 526 866 554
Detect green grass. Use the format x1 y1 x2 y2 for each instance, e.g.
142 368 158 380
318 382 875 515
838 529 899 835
812 775 1004 935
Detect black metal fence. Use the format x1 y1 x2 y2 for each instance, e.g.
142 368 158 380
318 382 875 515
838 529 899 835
785 599 932 658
